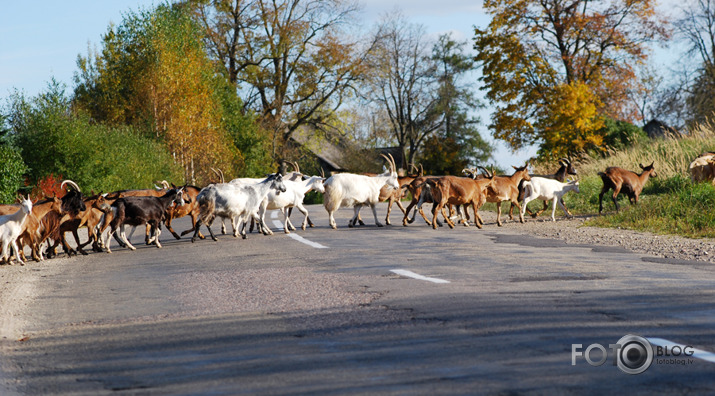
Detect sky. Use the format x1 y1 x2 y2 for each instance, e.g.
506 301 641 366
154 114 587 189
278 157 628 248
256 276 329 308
0 0 681 169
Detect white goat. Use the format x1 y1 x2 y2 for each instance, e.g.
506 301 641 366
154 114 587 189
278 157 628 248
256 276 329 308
192 173 286 241
0 196 33 265
520 177 580 222
258 175 325 234
323 154 399 229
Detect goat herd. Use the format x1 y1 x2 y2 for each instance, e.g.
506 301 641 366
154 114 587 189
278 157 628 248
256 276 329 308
0 153 666 265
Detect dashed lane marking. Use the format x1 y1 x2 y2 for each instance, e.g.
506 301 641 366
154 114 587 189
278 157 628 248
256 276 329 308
390 269 450 284
648 337 715 364
270 210 328 249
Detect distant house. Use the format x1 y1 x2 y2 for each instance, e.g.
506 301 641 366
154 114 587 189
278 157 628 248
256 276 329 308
290 126 405 174
643 119 682 139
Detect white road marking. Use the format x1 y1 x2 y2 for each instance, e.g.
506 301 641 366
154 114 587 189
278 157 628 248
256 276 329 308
390 269 450 284
270 213 328 249
648 338 715 364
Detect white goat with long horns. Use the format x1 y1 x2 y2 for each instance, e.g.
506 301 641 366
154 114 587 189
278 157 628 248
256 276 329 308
323 154 400 229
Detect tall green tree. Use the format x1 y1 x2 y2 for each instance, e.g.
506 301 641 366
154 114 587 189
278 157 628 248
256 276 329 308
422 34 492 174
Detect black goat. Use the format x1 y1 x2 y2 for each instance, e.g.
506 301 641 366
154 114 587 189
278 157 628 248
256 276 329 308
104 186 187 253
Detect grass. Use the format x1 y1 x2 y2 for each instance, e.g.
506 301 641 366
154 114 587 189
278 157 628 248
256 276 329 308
525 122 715 239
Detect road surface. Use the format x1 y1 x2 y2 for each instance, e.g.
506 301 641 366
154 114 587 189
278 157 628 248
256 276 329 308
1 204 713 394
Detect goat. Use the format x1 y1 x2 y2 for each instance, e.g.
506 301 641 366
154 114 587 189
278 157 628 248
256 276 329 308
520 178 580 222
191 173 286 241
424 171 494 230
481 164 531 226
516 158 578 218
353 163 422 226
257 175 325 234
46 193 113 257
323 154 399 229
15 196 64 261
103 186 187 252
401 176 443 226
0 196 33 265
598 163 657 214
688 152 715 184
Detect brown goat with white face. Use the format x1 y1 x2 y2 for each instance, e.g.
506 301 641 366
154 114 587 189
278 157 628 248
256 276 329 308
598 162 657 214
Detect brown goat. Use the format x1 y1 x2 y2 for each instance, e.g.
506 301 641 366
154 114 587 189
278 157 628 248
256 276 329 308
483 164 531 226
425 173 494 229
598 162 657 214
16 197 65 261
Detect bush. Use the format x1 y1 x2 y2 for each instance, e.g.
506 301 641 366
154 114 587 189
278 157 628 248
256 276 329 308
599 118 647 153
7 82 183 193
0 145 27 204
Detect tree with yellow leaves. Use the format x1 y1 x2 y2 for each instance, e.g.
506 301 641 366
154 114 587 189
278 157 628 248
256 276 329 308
75 4 244 183
474 0 669 158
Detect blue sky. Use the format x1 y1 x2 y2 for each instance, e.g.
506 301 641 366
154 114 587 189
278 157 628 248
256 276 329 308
0 0 681 168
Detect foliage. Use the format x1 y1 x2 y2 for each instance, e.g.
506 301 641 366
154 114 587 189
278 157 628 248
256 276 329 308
0 145 27 204
6 82 183 193
585 176 715 238
215 80 275 178
74 3 240 184
32 173 66 200
426 33 492 169
599 118 648 153
526 122 715 238
474 0 669 158
189 0 367 159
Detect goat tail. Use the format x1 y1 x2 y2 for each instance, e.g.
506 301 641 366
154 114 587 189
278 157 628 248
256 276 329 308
522 180 533 199
323 184 342 212
196 191 215 223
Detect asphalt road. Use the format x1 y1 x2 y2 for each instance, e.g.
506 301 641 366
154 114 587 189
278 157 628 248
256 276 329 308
1 204 714 395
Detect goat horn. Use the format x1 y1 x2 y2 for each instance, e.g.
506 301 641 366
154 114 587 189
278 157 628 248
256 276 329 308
291 161 301 174
477 166 492 178
320 167 325 178
419 163 424 176
379 154 390 170
387 153 396 172
60 180 81 192
161 180 170 189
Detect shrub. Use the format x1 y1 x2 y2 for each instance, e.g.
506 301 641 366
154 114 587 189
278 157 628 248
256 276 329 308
0 145 27 204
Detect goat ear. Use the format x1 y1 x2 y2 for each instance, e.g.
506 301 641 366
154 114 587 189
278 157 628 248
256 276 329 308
638 163 645 169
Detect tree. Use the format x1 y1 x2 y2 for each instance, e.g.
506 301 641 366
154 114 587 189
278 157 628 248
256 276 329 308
474 0 669 158
366 14 441 168
189 0 369 159
678 0 715 125
74 4 241 183
424 33 492 174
